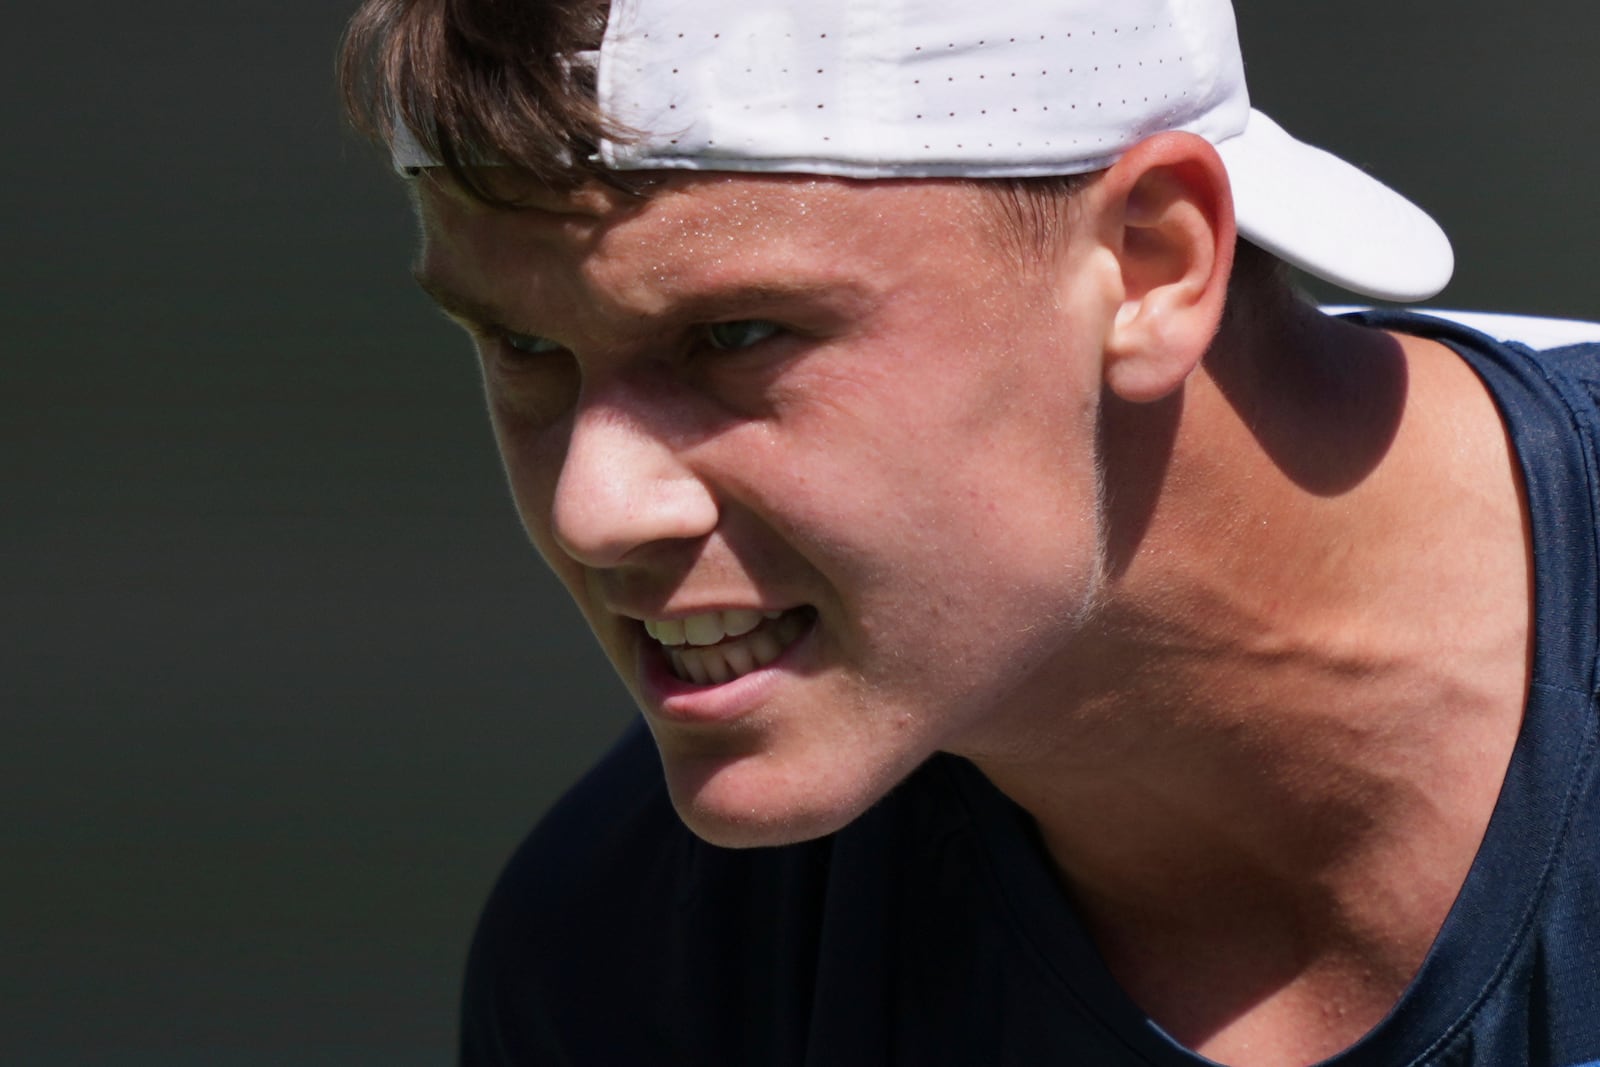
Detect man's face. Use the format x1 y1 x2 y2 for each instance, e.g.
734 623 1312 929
416 173 1116 846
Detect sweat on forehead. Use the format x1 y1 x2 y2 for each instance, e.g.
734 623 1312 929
416 165 1037 243
414 169 1022 309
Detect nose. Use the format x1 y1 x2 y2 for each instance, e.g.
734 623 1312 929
549 396 719 568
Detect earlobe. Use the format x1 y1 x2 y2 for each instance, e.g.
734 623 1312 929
1098 133 1236 403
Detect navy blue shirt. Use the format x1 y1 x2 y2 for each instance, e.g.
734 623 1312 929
461 312 1600 1066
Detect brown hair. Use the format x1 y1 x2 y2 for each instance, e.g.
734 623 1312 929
339 0 629 204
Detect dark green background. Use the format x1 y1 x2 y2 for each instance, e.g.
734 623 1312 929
5 3 1595 1063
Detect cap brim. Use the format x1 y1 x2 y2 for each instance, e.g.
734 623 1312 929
1216 110 1454 303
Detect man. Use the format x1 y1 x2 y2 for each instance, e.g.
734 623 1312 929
340 0 1600 1063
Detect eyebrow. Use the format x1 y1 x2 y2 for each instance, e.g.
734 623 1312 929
672 281 857 317
412 270 868 335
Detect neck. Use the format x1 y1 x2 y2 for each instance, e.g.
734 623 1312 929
960 303 1531 1065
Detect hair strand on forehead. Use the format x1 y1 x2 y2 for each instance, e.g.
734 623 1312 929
338 0 637 206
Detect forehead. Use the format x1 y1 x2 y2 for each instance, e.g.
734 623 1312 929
413 172 1023 319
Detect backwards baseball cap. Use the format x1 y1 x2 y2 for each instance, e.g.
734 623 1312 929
394 0 1454 302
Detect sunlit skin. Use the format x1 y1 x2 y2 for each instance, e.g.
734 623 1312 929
415 169 1116 845
412 136 1532 1065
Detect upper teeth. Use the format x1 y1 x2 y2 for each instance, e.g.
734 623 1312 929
644 609 783 647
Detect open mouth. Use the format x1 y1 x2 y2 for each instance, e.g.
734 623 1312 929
642 607 814 686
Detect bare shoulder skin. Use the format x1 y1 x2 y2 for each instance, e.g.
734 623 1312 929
413 134 1530 1066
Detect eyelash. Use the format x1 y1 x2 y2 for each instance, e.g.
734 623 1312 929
487 320 785 359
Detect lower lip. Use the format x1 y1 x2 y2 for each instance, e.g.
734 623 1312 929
636 619 813 725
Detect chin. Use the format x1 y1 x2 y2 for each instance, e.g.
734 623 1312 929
674 807 848 849
659 747 896 849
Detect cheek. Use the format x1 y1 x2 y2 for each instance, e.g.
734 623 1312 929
721 391 1106 631
758 338 1102 545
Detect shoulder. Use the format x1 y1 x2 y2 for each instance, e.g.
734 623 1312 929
1334 306 1600 422
1329 306 1600 372
1416 309 1600 405
1323 306 1600 349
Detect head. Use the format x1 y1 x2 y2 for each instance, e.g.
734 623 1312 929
340 0 1451 846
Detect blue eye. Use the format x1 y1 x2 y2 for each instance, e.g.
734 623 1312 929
503 331 564 356
706 320 781 351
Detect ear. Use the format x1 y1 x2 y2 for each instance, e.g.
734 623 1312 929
1091 133 1236 403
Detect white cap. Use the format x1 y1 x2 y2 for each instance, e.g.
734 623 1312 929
398 0 1455 302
